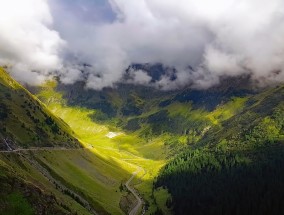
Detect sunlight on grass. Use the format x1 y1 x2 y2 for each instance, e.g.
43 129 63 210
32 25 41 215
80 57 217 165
35 81 169 214
207 97 248 125
154 188 172 215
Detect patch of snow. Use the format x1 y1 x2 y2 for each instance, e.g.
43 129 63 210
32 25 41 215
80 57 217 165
106 132 121 139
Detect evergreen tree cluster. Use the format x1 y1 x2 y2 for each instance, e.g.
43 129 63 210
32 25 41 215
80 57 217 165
157 147 284 215
157 92 284 214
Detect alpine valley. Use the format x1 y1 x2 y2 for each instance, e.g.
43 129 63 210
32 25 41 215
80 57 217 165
1 63 284 215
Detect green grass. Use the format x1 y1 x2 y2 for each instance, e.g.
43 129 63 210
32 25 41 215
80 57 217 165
35 80 170 214
0 153 92 215
33 80 254 214
166 98 248 127
207 97 248 125
0 71 255 214
0 68 261 215
130 159 166 214
0 68 79 148
154 188 172 215
0 192 34 215
167 102 194 117
33 149 135 214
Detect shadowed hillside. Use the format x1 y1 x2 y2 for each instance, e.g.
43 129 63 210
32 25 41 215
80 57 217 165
0 68 80 149
156 85 284 215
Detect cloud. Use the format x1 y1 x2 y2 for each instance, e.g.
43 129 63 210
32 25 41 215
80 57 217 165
56 0 284 89
2 0 284 89
127 69 152 85
59 66 83 85
0 0 64 84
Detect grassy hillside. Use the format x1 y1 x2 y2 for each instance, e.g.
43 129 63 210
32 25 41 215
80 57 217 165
51 79 251 138
0 68 80 148
1 67 272 215
0 68 97 214
31 77 254 149
0 70 144 215
29 77 257 214
0 69 134 214
32 149 136 214
33 80 170 214
0 151 92 215
156 85 284 215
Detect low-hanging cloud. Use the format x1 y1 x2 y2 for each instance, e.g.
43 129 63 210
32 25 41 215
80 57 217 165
0 0 65 85
2 0 284 89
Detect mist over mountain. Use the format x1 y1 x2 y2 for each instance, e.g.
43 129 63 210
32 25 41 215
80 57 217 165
2 1 284 215
1 0 284 90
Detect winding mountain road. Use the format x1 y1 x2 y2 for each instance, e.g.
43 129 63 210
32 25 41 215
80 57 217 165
126 167 144 215
27 155 99 215
0 146 99 215
0 146 81 153
0 144 145 215
93 146 145 214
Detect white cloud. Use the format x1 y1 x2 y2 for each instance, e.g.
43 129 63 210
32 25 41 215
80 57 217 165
54 0 284 89
2 0 284 89
59 67 83 85
127 69 152 85
0 0 64 84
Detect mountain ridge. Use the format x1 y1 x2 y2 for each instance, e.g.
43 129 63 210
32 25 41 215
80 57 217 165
1 66 284 214
0 68 80 149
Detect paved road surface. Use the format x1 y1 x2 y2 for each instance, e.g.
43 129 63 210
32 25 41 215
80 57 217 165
0 145 145 215
125 167 143 215
0 146 98 215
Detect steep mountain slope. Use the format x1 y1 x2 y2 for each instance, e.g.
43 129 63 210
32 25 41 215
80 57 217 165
156 85 284 215
0 69 169 214
10 63 283 215
0 150 96 215
27 73 261 214
0 68 94 214
34 73 284 215
31 80 170 214
34 74 253 143
0 69 136 215
0 68 80 149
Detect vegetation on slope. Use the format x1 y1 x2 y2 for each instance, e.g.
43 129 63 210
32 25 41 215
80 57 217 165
157 85 284 215
0 68 106 214
1 66 272 215
30 76 255 214
0 68 80 148
0 151 92 215
51 78 251 139
33 80 171 214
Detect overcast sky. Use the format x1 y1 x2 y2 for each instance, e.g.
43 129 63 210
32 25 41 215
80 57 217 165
1 0 284 89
